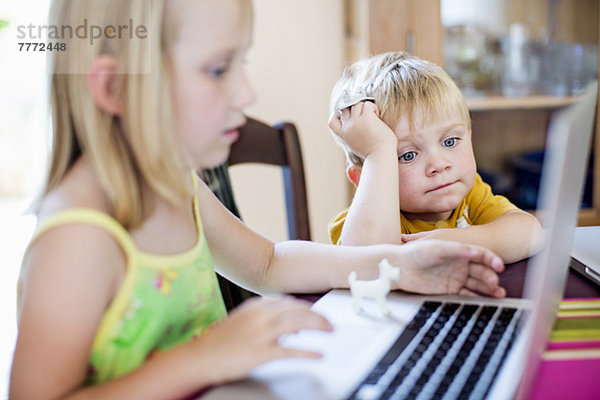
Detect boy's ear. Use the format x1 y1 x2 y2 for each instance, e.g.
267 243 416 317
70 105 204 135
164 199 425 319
87 55 123 115
346 164 362 187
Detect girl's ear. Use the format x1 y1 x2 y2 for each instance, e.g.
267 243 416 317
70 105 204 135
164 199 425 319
346 164 362 187
87 55 123 115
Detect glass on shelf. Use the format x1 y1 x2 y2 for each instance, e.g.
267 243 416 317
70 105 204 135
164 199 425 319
445 24 598 100
539 42 598 97
501 24 532 97
444 24 502 97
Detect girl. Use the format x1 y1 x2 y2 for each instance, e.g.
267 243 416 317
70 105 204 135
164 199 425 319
10 1 505 399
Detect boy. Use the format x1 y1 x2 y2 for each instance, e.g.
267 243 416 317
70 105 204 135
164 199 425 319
328 52 543 263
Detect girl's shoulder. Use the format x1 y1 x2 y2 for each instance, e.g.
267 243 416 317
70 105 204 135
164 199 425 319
24 159 127 293
28 187 127 270
20 202 127 322
33 181 130 269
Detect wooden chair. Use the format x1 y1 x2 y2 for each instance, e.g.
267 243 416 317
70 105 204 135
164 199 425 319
202 117 311 309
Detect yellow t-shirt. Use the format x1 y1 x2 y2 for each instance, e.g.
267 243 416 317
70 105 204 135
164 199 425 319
329 174 519 245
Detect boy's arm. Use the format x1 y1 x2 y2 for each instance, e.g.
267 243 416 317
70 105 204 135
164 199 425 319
402 210 544 263
328 102 403 245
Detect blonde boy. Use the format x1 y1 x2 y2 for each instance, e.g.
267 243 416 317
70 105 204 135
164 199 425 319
328 52 543 263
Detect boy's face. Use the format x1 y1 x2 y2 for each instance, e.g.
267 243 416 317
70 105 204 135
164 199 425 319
169 0 255 169
393 107 476 222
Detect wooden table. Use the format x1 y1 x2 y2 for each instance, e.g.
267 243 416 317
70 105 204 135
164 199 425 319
500 258 600 299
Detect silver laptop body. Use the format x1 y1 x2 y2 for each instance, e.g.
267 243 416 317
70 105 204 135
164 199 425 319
570 226 600 286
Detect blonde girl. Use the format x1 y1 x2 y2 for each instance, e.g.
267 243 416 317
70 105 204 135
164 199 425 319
10 1 506 399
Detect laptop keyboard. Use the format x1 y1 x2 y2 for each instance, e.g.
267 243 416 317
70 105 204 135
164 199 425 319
348 301 524 400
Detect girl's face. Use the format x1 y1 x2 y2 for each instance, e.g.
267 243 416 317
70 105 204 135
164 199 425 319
169 0 255 169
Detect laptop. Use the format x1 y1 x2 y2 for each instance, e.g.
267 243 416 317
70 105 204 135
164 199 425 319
570 226 600 286
202 80 598 400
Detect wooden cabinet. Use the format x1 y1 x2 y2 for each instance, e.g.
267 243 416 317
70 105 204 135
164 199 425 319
344 0 600 225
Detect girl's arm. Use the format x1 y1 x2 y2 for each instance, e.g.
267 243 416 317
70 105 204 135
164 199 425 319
402 210 545 264
197 176 506 298
11 223 331 400
328 101 403 246
11 223 127 399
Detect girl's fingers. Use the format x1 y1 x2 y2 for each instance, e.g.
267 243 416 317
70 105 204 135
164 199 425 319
458 287 478 297
464 273 506 298
462 247 506 297
464 276 496 296
248 298 333 362
462 245 505 273
270 307 333 338
241 297 333 338
276 347 324 360
492 286 506 298
468 262 500 287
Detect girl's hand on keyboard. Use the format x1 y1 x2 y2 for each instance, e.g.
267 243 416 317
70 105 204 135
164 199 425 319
190 296 333 385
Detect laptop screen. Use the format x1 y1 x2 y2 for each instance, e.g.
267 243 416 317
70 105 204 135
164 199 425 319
513 80 598 399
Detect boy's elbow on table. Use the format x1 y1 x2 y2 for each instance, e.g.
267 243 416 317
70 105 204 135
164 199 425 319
496 211 545 263
526 213 545 257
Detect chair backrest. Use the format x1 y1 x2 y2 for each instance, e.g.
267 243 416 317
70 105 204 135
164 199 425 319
205 117 311 241
231 117 311 240
202 117 311 309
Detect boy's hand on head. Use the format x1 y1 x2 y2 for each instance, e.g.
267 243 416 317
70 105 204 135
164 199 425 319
329 101 397 159
393 240 506 298
193 296 333 385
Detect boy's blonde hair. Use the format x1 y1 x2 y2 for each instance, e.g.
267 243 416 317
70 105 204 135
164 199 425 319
45 0 191 229
330 51 471 167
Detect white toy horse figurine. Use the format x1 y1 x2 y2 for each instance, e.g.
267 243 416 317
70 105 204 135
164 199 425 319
348 259 401 315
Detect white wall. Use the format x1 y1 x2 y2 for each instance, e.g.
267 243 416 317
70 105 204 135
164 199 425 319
230 0 349 243
0 1 50 396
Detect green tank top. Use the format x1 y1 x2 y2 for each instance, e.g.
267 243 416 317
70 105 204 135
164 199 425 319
26 196 227 384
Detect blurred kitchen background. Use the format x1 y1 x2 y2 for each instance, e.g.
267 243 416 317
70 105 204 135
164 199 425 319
440 0 598 212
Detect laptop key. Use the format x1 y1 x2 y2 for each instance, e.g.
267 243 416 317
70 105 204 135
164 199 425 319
360 302 441 387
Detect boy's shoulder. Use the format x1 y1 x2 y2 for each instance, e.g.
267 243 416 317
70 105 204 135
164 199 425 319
464 173 494 202
463 174 519 223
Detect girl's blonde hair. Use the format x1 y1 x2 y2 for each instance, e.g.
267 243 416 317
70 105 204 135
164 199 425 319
330 51 471 167
45 0 190 228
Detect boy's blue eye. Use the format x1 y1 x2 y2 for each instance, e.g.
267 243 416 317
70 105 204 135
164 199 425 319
400 151 416 162
443 137 457 147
